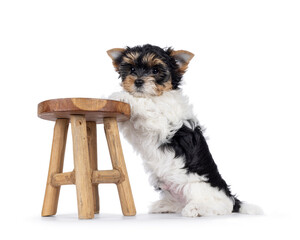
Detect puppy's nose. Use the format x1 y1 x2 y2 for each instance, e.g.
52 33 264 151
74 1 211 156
134 79 144 87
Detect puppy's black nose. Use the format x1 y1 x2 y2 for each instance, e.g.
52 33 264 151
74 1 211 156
134 79 144 87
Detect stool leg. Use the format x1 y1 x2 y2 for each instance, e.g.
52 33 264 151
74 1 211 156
104 117 136 216
71 115 94 219
42 119 69 216
86 121 100 214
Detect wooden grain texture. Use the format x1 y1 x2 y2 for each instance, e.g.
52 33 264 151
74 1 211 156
51 170 121 186
42 119 69 217
38 98 130 124
86 121 100 214
92 170 121 184
104 117 136 216
71 115 94 219
51 171 75 186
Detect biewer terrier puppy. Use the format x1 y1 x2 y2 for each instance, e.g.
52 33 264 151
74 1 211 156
107 44 262 217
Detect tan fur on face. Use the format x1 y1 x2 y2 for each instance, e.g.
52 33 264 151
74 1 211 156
120 51 174 96
142 53 166 67
121 75 137 94
123 52 140 65
121 75 172 97
155 78 173 96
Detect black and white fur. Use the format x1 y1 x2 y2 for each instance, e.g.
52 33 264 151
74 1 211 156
107 44 262 217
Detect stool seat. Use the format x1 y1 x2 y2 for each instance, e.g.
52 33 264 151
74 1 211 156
38 98 130 123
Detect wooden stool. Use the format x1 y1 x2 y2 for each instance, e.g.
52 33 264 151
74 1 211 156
38 98 136 219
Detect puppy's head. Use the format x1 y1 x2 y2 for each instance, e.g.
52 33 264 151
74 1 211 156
107 44 194 97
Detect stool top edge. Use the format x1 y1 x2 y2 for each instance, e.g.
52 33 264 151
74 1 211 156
37 98 131 122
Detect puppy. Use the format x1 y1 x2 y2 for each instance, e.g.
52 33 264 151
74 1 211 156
107 44 262 217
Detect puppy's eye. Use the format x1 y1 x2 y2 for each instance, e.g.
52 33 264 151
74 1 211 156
130 67 135 73
152 67 159 74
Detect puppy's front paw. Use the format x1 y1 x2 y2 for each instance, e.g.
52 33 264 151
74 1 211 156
109 91 131 103
149 199 179 214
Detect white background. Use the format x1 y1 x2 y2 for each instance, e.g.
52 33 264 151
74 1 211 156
1 0 299 239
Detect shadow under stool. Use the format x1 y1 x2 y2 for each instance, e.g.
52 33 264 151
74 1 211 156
38 98 136 219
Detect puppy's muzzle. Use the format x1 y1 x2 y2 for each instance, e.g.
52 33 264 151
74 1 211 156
134 79 144 88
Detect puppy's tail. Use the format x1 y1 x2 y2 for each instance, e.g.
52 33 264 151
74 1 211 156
233 197 263 215
235 198 263 215
239 203 263 215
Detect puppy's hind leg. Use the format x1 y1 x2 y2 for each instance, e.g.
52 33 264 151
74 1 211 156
149 191 183 214
181 182 234 217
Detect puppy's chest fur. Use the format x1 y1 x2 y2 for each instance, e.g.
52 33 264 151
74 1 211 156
110 90 196 147
110 90 204 187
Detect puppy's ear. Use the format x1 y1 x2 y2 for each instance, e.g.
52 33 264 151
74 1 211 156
171 50 194 71
107 48 125 71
